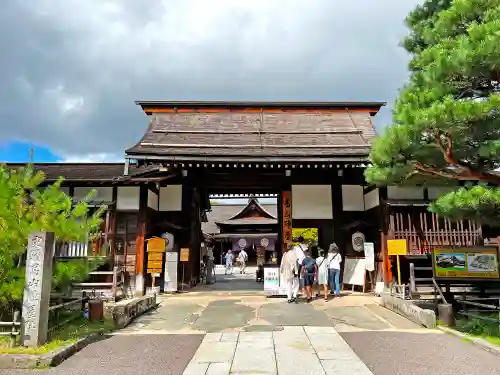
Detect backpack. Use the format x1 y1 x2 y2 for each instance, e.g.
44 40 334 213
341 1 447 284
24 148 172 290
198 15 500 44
303 257 316 274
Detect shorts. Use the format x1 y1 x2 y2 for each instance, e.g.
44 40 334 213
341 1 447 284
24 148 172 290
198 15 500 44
303 274 315 286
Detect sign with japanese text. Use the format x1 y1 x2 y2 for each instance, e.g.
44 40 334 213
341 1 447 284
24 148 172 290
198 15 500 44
432 247 500 280
387 239 408 256
147 237 166 253
281 191 292 251
180 248 190 262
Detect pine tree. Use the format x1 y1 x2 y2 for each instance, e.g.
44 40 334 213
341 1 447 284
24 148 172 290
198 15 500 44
0 164 104 310
365 0 500 225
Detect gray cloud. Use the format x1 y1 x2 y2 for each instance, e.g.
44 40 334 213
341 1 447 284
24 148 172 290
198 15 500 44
0 0 421 160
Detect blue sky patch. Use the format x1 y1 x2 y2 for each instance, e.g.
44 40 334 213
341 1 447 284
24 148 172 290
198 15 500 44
0 142 59 163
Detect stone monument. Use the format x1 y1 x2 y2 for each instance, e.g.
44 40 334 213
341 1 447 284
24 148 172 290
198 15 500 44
21 232 54 347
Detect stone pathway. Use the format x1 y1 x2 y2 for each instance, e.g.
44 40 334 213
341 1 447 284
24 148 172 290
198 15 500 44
183 326 373 375
5 270 500 374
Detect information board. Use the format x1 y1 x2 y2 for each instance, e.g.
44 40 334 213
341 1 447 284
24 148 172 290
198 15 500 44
387 239 407 256
180 248 190 262
433 247 500 280
364 242 375 271
342 258 366 286
263 267 280 293
148 237 166 253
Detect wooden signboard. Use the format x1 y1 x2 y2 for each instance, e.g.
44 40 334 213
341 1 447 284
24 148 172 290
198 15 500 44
387 239 407 256
147 261 163 269
147 237 166 253
281 191 292 251
180 248 189 262
148 253 163 262
387 239 407 286
432 247 500 281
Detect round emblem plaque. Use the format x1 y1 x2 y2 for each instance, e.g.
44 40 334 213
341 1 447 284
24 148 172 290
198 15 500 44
352 232 365 252
260 238 269 247
238 238 247 248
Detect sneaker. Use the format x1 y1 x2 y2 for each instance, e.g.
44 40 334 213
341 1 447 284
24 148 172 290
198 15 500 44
292 297 299 304
287 299 293 303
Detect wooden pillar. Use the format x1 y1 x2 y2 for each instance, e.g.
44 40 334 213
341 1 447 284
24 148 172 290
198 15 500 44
379 188 391 285
281 190 292 253
331 181 344 251
135 186 148 296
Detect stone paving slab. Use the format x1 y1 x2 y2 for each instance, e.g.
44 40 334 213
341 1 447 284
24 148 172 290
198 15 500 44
191 341 237 364
231 343 276 375
181 326 373 375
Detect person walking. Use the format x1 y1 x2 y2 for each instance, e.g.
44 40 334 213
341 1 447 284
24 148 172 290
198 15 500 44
315 249 329 301
237 248 248 274
280 243 299 303
327 243 342 297
301 250 317 303
224 250 234 275
292 236 307 296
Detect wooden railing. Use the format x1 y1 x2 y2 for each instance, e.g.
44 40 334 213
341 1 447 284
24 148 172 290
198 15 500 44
56 240 90 257
389 211 482 254
48 295 89 335
71 266 124 301
459 295 500 325
0 311 21 347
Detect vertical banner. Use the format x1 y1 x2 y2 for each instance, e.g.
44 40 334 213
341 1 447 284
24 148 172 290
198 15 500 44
281 191 292 252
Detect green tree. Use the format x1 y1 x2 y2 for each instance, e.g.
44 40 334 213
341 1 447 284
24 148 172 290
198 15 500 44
0 165 104 312
365 0 500 224
292 228 318 245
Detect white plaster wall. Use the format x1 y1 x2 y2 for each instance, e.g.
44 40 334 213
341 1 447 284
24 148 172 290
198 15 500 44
147 189 159 211
159 185 182 212
342 185 365 211
291 185 333 219
364 188 380 210
387 186 424 200
117 186 140 210
73 186 113 202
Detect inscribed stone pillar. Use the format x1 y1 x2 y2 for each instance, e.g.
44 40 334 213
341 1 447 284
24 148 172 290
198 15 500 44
22 232 54 347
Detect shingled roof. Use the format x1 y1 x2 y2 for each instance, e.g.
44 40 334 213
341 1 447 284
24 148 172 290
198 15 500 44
3 163 155 182
126 101 385 162
202 201 278 234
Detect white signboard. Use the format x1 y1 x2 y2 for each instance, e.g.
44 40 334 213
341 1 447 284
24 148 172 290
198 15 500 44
162 232 174 252
342 258 366 286
364 242 375 272
263 267 280 293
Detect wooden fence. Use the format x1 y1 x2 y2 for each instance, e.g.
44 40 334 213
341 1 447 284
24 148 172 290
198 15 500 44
389 211 482 254
48 294 89 335
0 311 21 347
458 295 500 325
71 266 124 301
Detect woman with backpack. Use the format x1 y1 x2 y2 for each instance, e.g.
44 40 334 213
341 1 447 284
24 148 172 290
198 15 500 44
300 250 317 303
327 242 342 297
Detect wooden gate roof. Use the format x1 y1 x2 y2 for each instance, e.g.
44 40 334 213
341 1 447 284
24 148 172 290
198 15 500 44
126 101 385 162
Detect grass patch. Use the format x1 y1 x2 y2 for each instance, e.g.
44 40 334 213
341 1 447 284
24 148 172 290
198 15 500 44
0 318 114 355
455 315 500 346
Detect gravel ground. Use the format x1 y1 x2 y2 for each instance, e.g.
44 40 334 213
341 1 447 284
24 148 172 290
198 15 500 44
2 334 203 375
341 330 500 375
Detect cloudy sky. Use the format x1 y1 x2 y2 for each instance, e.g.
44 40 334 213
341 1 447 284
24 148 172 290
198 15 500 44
0 0 421 163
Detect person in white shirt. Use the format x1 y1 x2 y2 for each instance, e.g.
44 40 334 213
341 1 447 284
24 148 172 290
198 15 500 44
237 249 248 274
326 242 342 297
280 243 299 303
291 236 307 295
